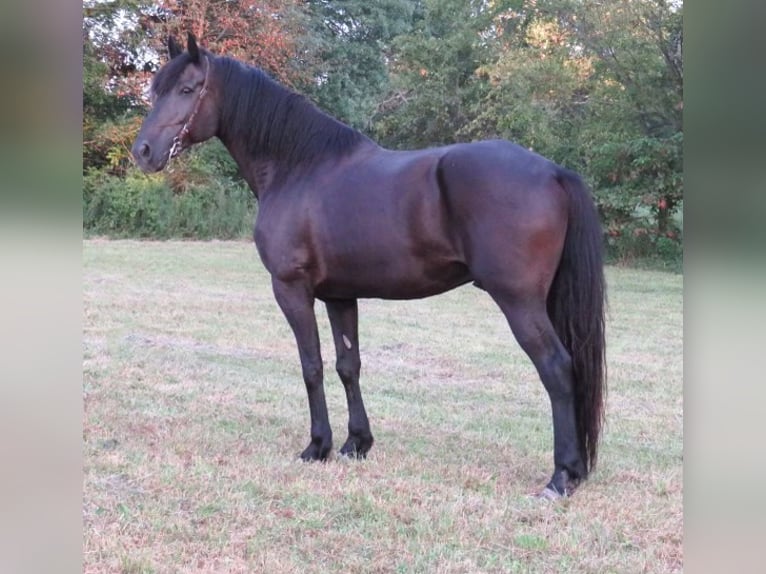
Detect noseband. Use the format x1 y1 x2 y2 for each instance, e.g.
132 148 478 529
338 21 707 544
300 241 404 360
167 55 210 166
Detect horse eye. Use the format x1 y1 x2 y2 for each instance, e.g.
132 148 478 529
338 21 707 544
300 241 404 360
181 86 193 95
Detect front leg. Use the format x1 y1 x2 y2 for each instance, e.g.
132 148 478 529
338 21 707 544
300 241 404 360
272 278 332 460
326 299 374 458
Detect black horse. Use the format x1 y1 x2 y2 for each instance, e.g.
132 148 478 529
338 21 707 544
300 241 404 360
132 34 606 498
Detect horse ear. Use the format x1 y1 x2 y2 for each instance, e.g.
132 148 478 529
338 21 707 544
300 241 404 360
167 35 182 59
187 32 200 64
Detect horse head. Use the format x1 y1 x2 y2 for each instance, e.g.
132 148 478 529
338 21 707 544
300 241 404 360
132 33 218 172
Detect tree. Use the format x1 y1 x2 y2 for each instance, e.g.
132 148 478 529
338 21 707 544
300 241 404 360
304 0 416 130
373 0 494 148
145 0 312 86
83 0 315 176
83 0 152 174
463 1 594 166
570 0 683 242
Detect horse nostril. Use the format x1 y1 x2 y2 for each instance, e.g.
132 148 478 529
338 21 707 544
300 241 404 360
139 142 151 158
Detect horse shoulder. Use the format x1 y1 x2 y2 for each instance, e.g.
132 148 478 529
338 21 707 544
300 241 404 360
253 190 318 282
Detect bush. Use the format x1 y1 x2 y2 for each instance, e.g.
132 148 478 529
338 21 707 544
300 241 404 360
83 168 255 239
604 222 682 271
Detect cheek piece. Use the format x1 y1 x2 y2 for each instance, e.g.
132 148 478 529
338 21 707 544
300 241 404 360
166 55 210 167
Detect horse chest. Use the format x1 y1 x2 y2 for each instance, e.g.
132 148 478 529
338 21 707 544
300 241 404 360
253 224 313 284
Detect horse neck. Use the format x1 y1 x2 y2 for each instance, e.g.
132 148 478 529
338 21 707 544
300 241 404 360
213 58 369 196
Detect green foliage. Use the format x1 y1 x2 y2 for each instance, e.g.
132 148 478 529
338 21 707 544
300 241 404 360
373 0 493 148
83 169 255 239
603 218 682 271
464 11 591 166
590 132 682 232
304 0 416 130
82 36 133 124
83 29 140 173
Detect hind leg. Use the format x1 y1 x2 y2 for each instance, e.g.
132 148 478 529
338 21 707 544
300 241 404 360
490 292 587 497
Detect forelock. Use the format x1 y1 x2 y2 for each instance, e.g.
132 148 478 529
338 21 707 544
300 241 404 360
152 53 194 98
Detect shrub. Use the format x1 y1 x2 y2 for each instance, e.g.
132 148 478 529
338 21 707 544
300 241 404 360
604 221 682 271
83 168 255 239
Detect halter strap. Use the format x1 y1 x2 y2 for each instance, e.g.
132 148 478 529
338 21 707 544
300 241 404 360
167 55 211 166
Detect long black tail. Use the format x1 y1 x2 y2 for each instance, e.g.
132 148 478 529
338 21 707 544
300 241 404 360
548 168 607 475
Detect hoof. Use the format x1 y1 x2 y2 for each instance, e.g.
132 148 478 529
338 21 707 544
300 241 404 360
536 468 582 499
339 434 374 459
300 439 332 461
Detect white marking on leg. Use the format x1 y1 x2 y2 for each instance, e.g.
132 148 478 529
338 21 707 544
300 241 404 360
342 334 352 349
537 486 563 501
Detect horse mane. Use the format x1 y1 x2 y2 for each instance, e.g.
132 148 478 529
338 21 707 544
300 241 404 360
208 56 369 170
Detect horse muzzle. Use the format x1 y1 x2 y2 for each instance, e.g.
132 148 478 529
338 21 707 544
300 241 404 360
131 138 169 173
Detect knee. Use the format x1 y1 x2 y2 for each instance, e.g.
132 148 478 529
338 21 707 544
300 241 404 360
336 355 360 382
302 360 323 387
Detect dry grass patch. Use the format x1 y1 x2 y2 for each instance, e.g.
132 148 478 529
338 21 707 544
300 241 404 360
84 239 682 573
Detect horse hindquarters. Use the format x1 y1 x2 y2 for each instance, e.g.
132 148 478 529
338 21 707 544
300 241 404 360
522 168 606 496
438 146 605 495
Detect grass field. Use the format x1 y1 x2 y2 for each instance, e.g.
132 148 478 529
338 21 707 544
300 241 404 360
83 239 683 573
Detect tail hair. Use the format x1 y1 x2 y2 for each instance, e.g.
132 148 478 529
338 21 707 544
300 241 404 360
547 168 607 474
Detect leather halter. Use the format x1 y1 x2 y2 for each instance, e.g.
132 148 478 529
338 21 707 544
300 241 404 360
167 55 210 166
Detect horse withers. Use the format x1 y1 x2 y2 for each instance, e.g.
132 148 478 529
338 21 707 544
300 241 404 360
132 33 606 499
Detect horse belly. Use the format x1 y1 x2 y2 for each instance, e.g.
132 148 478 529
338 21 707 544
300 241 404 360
314 223 470 301
314 149 470 299
316 256 471 300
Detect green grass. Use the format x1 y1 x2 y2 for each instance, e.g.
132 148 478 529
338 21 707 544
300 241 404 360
83 239 682 573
